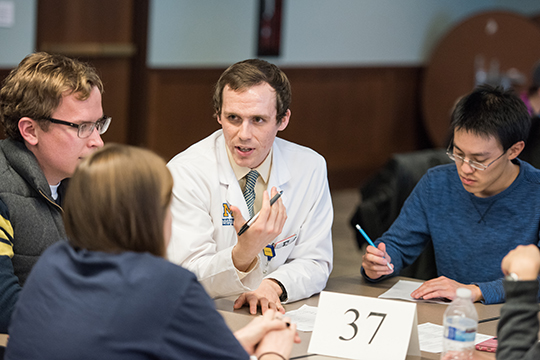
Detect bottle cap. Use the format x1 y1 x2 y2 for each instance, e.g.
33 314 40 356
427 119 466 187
456 287 472 299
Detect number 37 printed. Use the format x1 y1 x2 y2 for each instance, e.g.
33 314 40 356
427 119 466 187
339 309 387 344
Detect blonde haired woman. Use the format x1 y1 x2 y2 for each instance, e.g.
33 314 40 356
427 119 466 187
6 144 297 360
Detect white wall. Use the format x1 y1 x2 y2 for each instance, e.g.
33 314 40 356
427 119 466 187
0 0 36 67
1 1 540 69
148 0 540 68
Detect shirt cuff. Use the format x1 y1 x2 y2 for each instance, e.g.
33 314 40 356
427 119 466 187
235 256 260 280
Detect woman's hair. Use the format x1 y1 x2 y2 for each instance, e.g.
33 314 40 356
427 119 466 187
64 144 173 257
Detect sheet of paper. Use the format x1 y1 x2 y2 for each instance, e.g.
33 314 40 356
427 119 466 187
286 304 317 332
378 279 451 304
418 322 494 353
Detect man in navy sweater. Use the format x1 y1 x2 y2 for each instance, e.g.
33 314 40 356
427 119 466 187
361 85 540 304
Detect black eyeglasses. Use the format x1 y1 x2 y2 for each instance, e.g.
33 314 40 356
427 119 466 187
43 116 111 139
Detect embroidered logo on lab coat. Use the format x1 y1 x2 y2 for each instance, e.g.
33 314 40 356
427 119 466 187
222 203 233 226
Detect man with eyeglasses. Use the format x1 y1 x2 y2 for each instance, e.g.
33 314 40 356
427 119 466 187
362 85 540 304
0 52 108 332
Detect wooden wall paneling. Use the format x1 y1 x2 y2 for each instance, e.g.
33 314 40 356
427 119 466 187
0 58 131 143
146 69 224 162
282 67 424 188
37 0 133 43
88 58 131 144
37 0 141 146
127 0 150 148
387 67 433 151
144 67 425 189
531 13 540 26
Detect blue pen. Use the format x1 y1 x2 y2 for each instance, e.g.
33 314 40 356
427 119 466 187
355 224 393 270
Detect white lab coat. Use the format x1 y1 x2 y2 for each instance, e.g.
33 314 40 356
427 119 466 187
167 130 333 302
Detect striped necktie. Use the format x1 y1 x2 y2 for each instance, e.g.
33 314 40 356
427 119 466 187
243 170 259 217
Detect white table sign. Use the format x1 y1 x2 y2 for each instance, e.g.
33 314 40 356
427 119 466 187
308 291 421 360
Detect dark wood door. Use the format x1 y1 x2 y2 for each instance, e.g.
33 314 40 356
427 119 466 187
36 0 148 145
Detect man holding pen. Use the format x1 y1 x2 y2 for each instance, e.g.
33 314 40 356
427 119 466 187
362 85 540 304
167 59 333 314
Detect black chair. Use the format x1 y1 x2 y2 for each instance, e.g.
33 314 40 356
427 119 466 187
518 115 540 169
350 148 451 280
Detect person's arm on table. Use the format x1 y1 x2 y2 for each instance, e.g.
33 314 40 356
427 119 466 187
234 159 333 314
410 276 483 302
409 219 540 304
0 200 21 333
411 245 540 304
411 275 530 304
496 244 540 360
230 188 287 314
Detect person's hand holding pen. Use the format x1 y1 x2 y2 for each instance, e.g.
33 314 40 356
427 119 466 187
358 225 394 280
238 190 283 236
229 186 287 273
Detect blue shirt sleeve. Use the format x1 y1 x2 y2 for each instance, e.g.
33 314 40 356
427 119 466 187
361 173 432 281
476 274 540 305
475 278 505 304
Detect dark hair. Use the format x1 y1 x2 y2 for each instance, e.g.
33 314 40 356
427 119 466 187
450 85 530 151
64 144 173 257
213 59 291 124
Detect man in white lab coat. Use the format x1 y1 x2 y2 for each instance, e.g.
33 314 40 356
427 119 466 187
167 59 333 314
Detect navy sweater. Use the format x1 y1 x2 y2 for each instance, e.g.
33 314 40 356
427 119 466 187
5 242 249 360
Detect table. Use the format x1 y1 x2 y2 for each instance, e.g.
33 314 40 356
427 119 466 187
215 274 501 360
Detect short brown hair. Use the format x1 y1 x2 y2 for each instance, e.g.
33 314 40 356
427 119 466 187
213 59 291 124
0 52 103 141
64 144 173 257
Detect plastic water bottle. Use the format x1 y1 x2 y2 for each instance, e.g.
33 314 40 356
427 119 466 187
440 288 478 360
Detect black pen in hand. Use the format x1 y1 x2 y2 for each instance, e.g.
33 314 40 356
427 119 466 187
237 190 283 236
